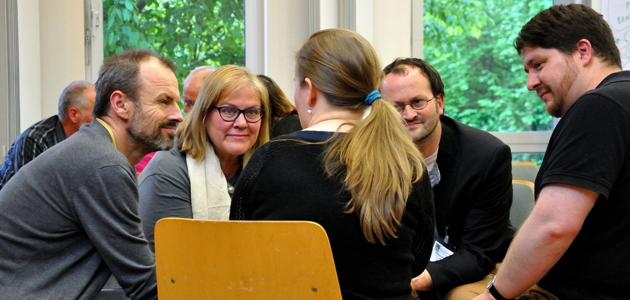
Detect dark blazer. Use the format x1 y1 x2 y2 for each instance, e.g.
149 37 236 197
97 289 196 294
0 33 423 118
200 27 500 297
421 116 513 299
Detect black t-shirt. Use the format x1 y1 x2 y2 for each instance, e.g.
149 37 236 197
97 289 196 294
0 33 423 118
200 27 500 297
231 131 436 300
536 71 630 300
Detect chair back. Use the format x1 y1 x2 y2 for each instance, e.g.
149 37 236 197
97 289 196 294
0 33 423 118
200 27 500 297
154 218 342 300
511 162 539 182
510 180 535 229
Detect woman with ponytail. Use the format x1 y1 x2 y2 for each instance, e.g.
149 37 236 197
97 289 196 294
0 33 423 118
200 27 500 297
230 28 435 299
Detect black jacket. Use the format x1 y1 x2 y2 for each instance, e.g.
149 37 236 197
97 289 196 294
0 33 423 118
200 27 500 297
419 116 513 299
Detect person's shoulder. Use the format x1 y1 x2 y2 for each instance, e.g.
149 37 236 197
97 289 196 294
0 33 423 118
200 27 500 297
259 134 305 153
410 169 434 202
576 72 630 113
21 116 60 139
59 123 130 169
144 147 187 174
30 115 59 127
597 70 630 88
271 114 303 138
251 133 321 165
277 113 300 123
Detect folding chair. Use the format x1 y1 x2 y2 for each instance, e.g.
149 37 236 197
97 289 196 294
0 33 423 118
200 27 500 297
154 218 342 300
510 180 536 229
511 162 539 183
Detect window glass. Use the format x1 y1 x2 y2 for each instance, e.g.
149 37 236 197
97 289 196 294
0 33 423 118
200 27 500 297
423 0 554 132
103 0 245 91
512 153 544 167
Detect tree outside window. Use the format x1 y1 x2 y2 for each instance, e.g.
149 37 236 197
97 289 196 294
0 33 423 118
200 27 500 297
424 0 553 164
103 0 245 91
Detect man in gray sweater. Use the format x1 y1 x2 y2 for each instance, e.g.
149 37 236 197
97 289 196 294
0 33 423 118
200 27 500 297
0 49 183 300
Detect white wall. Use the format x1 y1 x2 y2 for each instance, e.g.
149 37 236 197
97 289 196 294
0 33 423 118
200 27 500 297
17 0 41 131
39 0 86 118
265 0 310 103
319 0 338 29
263 0 414 103
355 0 375 45
17 0 85 131
373 0 412 68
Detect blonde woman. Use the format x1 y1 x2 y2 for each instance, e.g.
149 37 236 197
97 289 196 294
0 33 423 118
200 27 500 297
230 29 435 299
138 65 270 251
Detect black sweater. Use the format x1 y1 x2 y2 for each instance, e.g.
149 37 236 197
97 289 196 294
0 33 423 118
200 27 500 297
231 131 435 300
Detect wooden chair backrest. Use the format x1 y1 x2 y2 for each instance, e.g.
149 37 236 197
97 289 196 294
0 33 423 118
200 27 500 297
154 218 342 300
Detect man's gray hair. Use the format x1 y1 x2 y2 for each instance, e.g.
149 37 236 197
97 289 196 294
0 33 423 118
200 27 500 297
184 65 215 85
58 80 94 120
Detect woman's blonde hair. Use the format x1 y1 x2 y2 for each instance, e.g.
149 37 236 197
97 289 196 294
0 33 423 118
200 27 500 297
296 28 424 245
176 65 270 162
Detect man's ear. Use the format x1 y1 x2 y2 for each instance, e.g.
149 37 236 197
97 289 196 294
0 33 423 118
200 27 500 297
110 91 133 121
67 107 80 123
576 39 593 67
436 94 445 116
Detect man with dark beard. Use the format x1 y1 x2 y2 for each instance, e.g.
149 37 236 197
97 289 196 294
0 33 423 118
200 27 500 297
0 49 183 300
473 4 629 300
380 58 514 300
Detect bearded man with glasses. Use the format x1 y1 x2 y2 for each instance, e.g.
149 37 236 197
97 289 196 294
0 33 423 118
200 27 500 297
381 58 514 300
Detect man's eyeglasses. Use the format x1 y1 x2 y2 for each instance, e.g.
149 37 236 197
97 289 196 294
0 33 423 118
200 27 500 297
392 95 438 114
181 97 195 108
212 106 265 123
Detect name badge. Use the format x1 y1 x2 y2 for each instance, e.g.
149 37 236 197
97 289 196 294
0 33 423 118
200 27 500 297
429 240 454 262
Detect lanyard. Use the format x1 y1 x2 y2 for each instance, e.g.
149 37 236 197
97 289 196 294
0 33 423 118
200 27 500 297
96 118 117 148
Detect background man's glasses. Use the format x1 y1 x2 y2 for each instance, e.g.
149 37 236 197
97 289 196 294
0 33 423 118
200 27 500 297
181 96 195 108
393 95 438 114
212 106 265 123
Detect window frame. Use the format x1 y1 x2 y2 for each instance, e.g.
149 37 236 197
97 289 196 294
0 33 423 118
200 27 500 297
414 0 560 156
86 0 555 156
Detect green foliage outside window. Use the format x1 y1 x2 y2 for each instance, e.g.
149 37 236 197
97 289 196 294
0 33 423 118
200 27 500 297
103 0 245 91
424 0 554 132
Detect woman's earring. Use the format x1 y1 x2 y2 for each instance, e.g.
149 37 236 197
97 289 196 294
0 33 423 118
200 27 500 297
308 107 312 114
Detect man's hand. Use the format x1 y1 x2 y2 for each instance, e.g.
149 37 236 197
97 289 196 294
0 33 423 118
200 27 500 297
411 269 434 291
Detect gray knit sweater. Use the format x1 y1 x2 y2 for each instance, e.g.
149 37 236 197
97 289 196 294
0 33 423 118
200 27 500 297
0 119 157 300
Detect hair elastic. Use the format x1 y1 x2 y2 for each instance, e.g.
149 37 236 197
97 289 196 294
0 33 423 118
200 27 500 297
365 90 381 105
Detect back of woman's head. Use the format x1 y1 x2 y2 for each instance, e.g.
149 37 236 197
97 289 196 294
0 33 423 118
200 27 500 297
256 74 296 127
296 29 381 109
177 65 270 161
297 29 425 245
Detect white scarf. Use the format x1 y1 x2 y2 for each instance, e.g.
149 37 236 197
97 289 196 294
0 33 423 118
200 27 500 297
186 143 231 220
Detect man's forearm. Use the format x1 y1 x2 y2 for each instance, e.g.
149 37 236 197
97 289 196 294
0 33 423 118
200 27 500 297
477 184 597 299
491 213 574 297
